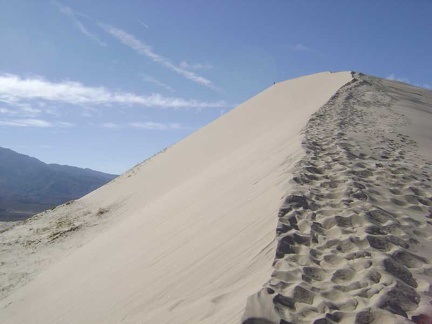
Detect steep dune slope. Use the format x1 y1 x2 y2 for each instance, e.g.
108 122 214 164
0 72 352 323
243 74 432 323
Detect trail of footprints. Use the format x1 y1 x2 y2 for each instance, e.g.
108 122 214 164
250 74 432 323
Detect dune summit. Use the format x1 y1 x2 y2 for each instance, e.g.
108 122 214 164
0 71 431 323
243 74 432 324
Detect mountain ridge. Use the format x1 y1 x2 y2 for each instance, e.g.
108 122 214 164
0 146 117 221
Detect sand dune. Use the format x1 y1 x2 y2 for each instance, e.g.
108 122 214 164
1 71 431 323
243 74 432 323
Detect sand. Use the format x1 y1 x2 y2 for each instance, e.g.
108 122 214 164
243 73 432 323
0 71 431 324
0 72 351 323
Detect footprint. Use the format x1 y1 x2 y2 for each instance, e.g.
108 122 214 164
331 268 356 284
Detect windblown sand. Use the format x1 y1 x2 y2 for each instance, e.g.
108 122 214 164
0 72 431 324
243 74 432 323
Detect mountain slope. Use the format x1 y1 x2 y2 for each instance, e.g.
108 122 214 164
0 147 117 221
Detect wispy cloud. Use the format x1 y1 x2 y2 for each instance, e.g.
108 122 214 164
100 121 190 131
289 43 310 51
101 122 121 129
179 61 213 70
139 20 150 29
0 102 42 117
0 118 52 128
386 74 431 90
57 121 74 127
142 75 175 92
386 73 410 84
101 25 220 91
0 107 11 114
0 74 228 109
130 121 188 131
53 1 106 47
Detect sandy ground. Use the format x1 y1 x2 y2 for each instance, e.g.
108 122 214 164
243 73 432 323
1 72 431 324
0 72 352 323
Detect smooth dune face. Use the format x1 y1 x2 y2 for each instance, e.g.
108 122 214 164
0 72 352 323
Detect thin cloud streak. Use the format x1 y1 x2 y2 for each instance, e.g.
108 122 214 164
142 75 175 92
0 102 42 117
139 20 150 29
101 122 121 129
100 121 190 131
53 1 106 47
0 74 228 109
386 74 431 90
179 61 213 70
130 121 188 131
386 74 410 84
289 43 310 51
0 118 74 128
0 119 52 128
101 24 220 91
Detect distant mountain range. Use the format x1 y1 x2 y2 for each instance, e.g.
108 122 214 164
0 147 117 221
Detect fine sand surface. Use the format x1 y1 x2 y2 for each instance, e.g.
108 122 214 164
0 72 352 323
1 72 432 324
243 74 432 323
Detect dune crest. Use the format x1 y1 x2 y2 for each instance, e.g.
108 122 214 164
2 72 431 323
243 73 432 323
0 72 352 323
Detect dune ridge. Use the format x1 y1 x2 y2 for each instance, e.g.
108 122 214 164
1 72 431 323
243 73 432 323
0 72 352 323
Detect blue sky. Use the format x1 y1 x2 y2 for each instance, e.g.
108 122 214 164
0 0 431 174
